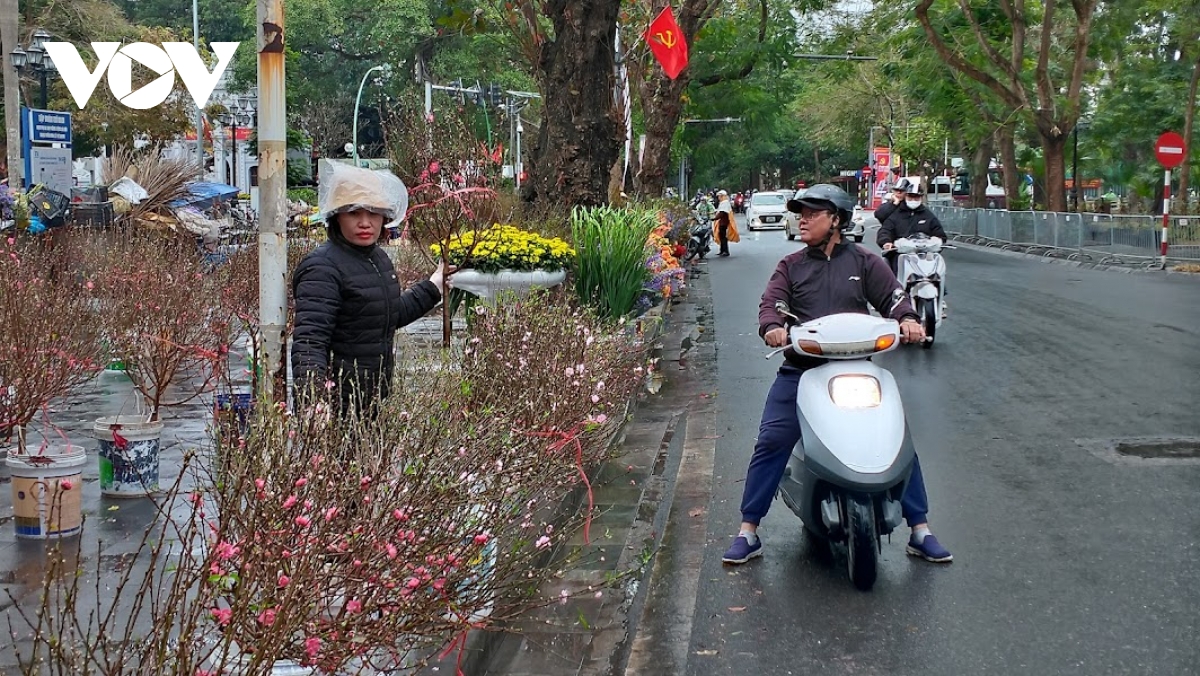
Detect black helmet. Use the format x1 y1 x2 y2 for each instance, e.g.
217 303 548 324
787 183 855 229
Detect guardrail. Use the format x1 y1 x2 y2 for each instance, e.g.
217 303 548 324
928 206 1200 265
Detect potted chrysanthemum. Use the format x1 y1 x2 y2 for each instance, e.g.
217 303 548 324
432 224 575 301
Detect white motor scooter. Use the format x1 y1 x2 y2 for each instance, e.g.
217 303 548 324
893 234 953 348
768 305 915 591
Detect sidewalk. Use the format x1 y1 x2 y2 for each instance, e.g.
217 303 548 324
0 266 718 675
425 263 717 675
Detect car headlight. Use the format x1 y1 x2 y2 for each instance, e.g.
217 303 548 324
828 375 881 409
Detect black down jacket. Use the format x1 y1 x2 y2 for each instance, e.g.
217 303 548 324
291 227 440 408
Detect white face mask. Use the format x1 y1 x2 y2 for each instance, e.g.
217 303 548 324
905 199 922 210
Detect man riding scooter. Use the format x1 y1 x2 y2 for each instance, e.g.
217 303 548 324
722 183 953 566
877 178 948 274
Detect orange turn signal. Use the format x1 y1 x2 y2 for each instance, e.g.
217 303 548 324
797 339 823 355
874 334 896 351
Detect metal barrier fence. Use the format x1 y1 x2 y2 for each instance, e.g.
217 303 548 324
929 206 1200 264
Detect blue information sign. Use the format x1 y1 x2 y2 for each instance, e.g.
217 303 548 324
21 107 74 190
24 108 73 144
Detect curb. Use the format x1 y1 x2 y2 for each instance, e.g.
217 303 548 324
423 271 714 675
948 235 1200 276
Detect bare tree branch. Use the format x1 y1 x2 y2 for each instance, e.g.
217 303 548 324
695 0 767 87
1034 0 1057 123
958 0 1016 80
914 0 1025 110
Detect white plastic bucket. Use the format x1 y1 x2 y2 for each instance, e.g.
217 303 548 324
93 416 164 498
6 444 87 539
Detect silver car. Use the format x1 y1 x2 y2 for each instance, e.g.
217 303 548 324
745 191 789 231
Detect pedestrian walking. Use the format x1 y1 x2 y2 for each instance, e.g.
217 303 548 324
713 190 740 257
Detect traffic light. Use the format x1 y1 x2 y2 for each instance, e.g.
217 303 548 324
489 83 503 108
450 79 465 105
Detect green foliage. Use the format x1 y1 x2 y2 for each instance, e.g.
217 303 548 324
571 207 655 321
287 187 318 204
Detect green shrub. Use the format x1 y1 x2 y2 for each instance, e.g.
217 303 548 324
571 207 655 321
287 187 318 205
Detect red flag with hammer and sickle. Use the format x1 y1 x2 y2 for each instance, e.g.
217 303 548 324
645 7 688 80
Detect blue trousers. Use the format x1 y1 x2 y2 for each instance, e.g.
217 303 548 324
740 366 930 527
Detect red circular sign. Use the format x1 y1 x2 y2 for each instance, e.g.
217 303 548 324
1155 131 1187 169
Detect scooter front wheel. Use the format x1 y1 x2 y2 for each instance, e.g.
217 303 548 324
846 496 878 591
919 298 936 349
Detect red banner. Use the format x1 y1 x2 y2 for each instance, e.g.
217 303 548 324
870 147 895 209
645 7 688 80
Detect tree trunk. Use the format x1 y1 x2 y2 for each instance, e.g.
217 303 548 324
2 0 21 187
524 0 623 207
996 124 1020 207
1041 132 1070 213
635 76 687 199
969 136 993 208
1178 52 1200 213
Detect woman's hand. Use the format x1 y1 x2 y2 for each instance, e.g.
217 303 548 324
429 262 457 289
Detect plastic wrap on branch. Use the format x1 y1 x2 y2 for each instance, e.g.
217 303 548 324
317 164 409 223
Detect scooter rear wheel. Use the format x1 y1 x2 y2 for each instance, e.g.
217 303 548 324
846 496 878 591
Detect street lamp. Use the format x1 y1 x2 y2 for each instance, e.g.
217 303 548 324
352 64 390 167
219 96 255 190
10 29 57 109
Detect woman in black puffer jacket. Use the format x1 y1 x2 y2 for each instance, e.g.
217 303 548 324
291 166 451 414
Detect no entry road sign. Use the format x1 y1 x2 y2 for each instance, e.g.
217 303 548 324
1155 131 1186 169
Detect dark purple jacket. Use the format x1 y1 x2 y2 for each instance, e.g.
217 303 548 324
758 242 918 369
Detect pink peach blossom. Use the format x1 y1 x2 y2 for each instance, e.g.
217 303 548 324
345 599 363 613
210 607 232 625
277 574 291 587
257 608 277 626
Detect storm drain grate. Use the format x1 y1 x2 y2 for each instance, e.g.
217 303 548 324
1078 437 1200 465
1115 439 1200 459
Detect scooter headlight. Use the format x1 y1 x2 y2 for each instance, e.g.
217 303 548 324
828 375 881 409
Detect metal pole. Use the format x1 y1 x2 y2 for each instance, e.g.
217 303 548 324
352 65 384 167
39 69 47 108
193 0 204 178
867 126 875 207
678 153 685 197
1 0 21 187
509 95 517 194
230 119 238 190
1160 169 1171 269
515 116 522 193
1072 126 1079 212
257 0 287 401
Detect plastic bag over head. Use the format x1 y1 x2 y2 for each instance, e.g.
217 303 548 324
318 164 409 223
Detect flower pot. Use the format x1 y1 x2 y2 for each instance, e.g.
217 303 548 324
451 268 567 301
93 416 164 498
6 444 87 539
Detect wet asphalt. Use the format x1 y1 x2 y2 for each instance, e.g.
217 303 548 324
675 219 1200 675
